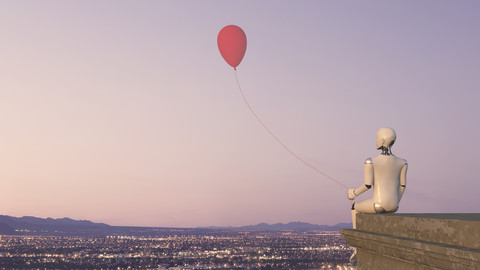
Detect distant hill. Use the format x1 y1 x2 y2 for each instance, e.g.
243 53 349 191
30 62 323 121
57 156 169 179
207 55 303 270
202 221 352 231
0 215 110 236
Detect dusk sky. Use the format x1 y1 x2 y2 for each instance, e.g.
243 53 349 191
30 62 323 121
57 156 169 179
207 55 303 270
1 1 479 227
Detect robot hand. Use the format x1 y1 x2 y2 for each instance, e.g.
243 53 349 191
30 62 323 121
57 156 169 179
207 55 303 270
347 189 356 200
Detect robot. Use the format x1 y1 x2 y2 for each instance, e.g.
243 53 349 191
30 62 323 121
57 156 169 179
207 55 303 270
347 127 408 262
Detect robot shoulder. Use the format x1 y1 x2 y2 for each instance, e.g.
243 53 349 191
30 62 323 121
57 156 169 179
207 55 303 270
364 158 373 164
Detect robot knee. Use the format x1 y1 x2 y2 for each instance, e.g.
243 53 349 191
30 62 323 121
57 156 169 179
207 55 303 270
374 203 385 213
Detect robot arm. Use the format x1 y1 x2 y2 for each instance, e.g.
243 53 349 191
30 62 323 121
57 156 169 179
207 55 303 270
348 158 374 200
399 160 408 200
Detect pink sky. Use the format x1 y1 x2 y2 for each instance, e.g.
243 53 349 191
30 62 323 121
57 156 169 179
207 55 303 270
1 1 479 227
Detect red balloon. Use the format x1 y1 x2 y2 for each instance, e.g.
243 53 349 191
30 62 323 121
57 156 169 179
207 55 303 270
217 25 247 70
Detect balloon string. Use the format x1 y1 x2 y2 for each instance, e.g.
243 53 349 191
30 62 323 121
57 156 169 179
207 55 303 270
234 70 348 190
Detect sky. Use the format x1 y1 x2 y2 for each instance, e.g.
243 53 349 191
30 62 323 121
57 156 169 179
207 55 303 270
1 1 479 227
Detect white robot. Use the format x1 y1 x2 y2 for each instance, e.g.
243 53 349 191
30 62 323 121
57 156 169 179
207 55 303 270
347 127 408 261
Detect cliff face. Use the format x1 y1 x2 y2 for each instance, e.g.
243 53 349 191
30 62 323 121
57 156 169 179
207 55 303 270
341 213 480 270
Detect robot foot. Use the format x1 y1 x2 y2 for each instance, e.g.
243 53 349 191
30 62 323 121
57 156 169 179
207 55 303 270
349 248 357 265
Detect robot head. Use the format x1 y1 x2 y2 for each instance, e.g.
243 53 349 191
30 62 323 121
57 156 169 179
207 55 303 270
376 127 396 150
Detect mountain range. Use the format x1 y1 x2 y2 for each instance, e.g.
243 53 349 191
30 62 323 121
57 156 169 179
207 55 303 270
202 222 351 231
0 215 110 236
0 215 351 236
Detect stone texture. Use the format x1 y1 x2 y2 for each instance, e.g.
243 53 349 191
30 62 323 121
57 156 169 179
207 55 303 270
341 213 480 270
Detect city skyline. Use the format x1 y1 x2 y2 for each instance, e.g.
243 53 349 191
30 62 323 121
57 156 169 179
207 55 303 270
0 231 353 268
1 1 479 227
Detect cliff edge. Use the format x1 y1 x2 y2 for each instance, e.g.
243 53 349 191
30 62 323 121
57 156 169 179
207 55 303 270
341 213 480 269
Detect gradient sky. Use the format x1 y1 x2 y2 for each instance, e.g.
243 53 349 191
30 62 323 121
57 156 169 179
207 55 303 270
1 1 479 227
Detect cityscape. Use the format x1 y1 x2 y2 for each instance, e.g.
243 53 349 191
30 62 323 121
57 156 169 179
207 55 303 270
0 229 354 269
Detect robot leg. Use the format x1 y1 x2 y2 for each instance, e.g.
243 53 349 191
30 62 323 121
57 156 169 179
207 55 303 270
354 198 377 213
351 198 376 229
